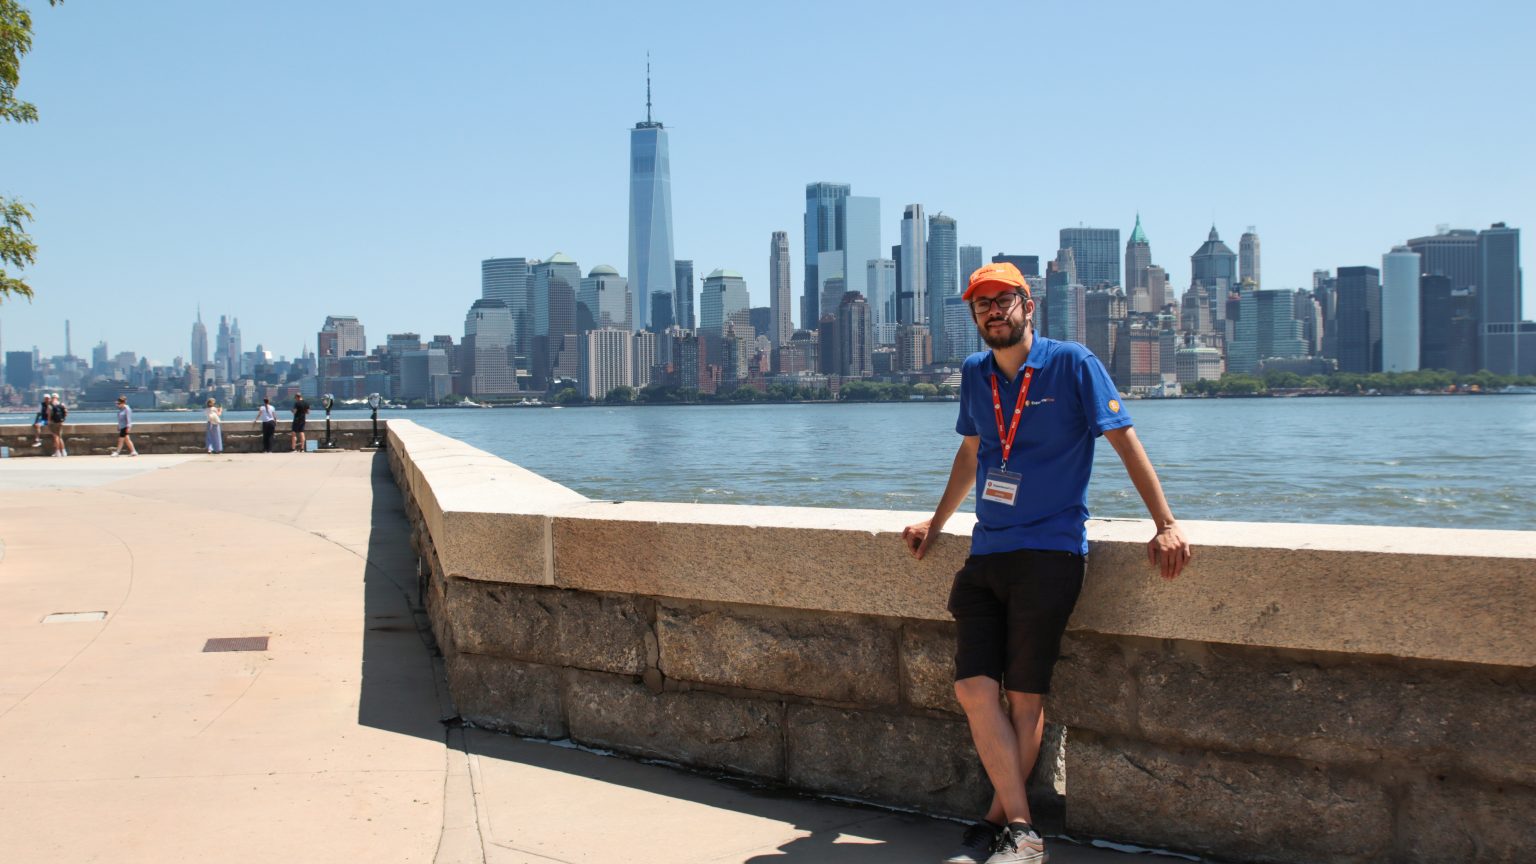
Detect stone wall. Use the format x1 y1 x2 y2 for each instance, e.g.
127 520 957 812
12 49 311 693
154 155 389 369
1 419 385 457
387 419 1536 863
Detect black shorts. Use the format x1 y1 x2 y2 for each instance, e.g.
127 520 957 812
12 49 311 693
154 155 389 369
946 548 1085 694
292 418 306 432
118 427 130 438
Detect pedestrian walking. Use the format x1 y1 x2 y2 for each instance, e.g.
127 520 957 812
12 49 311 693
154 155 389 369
255 397 277 453
48 394 68 457
31 394 51 448
204 398 224 454
904 263 1191 864
110 396 138 457
291 395 309 453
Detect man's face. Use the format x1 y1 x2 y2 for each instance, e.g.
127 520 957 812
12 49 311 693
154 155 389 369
971 287 1032 349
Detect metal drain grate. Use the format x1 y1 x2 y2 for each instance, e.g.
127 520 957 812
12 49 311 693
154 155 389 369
202 636 269 652
43 611 107 623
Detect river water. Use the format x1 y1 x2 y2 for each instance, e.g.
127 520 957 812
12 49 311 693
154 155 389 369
10 395 1534 530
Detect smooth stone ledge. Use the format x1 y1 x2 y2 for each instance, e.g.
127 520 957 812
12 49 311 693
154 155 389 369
389 420 1536 669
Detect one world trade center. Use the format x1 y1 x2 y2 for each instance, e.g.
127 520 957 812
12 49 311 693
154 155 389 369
628 64 675 332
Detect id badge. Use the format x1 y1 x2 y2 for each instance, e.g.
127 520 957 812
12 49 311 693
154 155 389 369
982 467 1022 506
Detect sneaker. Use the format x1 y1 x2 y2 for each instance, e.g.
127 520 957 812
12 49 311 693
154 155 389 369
943 821 1001 864
984 823 1046 864
109 452 119 458
31 440 41 447
129 451 138 457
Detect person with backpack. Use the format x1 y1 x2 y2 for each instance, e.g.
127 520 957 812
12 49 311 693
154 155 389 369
31 394 50 448
48 394 68 457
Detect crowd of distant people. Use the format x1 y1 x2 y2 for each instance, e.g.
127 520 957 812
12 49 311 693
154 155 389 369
18 394 316 457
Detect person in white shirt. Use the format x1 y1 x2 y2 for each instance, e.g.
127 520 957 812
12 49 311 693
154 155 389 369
255 398 278 453
205 398 224 454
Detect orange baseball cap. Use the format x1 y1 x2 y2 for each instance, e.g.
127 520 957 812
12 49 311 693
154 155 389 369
963 262 1031 300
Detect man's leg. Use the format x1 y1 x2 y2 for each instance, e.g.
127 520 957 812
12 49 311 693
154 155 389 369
956 676 1032 826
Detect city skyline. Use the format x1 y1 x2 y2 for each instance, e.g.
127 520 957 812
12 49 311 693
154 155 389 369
2 2 1532 362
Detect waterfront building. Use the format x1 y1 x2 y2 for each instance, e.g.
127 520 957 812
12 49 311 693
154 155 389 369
1381 246 1422 372
1239 227 1261 288
1477 223 1524 375
867 258 898 341
842 196 881 302
1191 226 1238 323
400 349 451 403
1228 285 1309 375
577 265 633 333
959 245 984 287
4 350 33 390
1114 317 1163 390
836 291 873 378
632 330 658 389
461 299 519 396
774 330 817 375
649 292 674 332
991 254 1039 277
900 205 927 326
1420 275 1477 373
531 254 582 388
769 231 792 347
1335 265 1382 374
628 68 674 332
1175 344 1223 383
942 296 982 361
700 270 750 335
190 308 208 371
674 259 695 331
1085 287 1127 368
896 324 932 372
481 258 533 352
1314 269 1339 360
1295 289 1324 357
1046 257 1085 344
580 327 634 399
802 182 850 327
1125 215 1153 313
926 213 958 353
1406 228 1479 295
1060 226 1120 289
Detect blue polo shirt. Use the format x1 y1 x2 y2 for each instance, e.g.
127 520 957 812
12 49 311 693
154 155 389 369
955 336 1132 555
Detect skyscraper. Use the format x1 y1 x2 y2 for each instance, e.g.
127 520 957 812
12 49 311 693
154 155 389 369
215 315 231 380
1239 227 1261 288
1420 275 1476 373
1335 266 1382 374
1125 215 1153 312
190 308 208 370
991 254 1040 277
482 257 533 351
1191 226 1239 322
1406 229 1478 294
900 205 927 326
461 299 518 396
1059 227 1121 289
673 259 695 330
1228 286 1307 375
577 266 632 333
700 270 750 335
769 231 792 347
926 213 958 353
836 291 873 377
628 64 675 332
579 328 634 399
842 196 881 301
803 182 851 328
1477 222 1523 374
1380 246 1421 372
958 245 983 287
868 258 898 342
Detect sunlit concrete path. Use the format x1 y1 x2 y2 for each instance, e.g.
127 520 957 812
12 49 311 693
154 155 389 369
0 451 1149 863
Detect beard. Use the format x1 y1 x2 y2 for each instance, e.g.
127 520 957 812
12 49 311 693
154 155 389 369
980 316 1026 349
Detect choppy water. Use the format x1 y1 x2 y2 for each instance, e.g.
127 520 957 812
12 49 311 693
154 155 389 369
12 395 1535 530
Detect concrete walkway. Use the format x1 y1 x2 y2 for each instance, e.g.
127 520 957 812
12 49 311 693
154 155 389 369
0 452 1161 863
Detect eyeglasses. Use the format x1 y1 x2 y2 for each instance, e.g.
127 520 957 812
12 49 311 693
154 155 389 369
970 293 1026 315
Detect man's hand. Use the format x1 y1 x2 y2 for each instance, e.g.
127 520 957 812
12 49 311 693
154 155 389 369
1147 522 1192 580
902 519 939 560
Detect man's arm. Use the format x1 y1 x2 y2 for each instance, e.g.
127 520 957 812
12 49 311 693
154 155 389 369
902 435 979 560
1103 425 1191 580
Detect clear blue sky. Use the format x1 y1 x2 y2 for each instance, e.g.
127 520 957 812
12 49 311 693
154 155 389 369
3 0 1532 364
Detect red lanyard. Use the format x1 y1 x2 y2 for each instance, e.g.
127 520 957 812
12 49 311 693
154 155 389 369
989 367 1034 468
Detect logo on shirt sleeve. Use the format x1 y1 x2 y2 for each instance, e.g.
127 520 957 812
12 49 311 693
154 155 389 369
1108 399 1120 413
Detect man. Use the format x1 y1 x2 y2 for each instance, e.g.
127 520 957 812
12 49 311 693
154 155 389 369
902 262 1191 864
31 394 50 447
110 396 138 457
48 393 68 457
291 394 309 453
256 397 278 453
